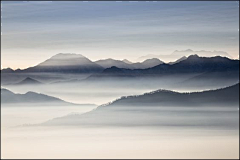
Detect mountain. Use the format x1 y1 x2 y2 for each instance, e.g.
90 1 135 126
168 56 187 65
138 49 232 62
1 88 87 106
2 55 163 75
100 83 239 108
14 77 42 85
1 88 65 104
95 59 133 69
171 49 232 58
1 68 15 73
21 53 104 73
138 54 160 62
163 55 237 73
95 58 164 69
43 83 239 127
178 70 239 89
131 58 164 69
89 55 239 79
122 59 132 64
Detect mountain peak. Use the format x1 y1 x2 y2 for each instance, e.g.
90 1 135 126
50 53 85 60
188 54 199 58
142 58 162 63
1 88 14 95
26 53 104 73
102 66 126 74
122 59 132 64
105 58 118 62
169 56 187 65
17 77 42 85
1 68 15 73
172 49 232 58
141 58 164 67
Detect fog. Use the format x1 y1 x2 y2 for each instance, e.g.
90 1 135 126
1 74 239 159
2 103 239 159
2 126 239 159
2 73 237 105
1 104 97 128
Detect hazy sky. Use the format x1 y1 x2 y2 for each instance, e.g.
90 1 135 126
1 1 239 69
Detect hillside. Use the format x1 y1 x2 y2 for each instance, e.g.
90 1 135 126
2 88 74 105
43 83 239 127
17 53 104 73
100 83 239 108
88 55 239 79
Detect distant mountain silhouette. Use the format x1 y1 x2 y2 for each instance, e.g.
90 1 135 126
1 88 94 106
95 59 133 69
95 58 164 69
122 59 132 64
1 88 66 104
164 55 238 73
43 83 239 127
179 70 239 88
2 53 236 75
131 58 164 69
2 54 239 87
171 49 231 58
168 56 187 65
89 55 239 79
18 53 104 73
15 77 42 85
138 49 232 62
1 68 15 73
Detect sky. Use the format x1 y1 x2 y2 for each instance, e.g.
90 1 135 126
1 1 239 69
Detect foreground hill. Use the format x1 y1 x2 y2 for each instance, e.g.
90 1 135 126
43 83 239 127
100 83 239 108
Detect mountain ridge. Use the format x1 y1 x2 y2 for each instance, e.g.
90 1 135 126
42 83 239 127
100 83 239 108
1 88 95 106
138 49 233 62
1 53 237 73
19 53 104 74
88 55 239 79
95 58 164 69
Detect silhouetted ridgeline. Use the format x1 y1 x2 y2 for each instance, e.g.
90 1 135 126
42 84 239 127
1 88 89 106
1 54 239 87
3 53 104 74
88 55 239 79
95 58 164 69
99 83 239 108
2 54 238 75
138 49 232 62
